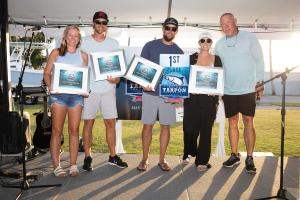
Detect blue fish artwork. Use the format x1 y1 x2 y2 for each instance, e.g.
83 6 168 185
59 69 83 89
160 67 190 98
196 71 218 89
98 55 121 74
163 74 185 85
132 62 157 83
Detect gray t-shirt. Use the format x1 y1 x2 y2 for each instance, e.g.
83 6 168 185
81 35 119 93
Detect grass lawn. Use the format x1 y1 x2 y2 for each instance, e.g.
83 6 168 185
20 102 300 157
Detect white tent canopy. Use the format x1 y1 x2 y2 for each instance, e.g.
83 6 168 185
7 0 300 39
6 0 300 95
8 0 300 26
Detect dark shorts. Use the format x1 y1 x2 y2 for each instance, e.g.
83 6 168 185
222 92 256 118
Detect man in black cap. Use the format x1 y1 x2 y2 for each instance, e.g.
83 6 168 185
136 17 184 172
81 11 128 171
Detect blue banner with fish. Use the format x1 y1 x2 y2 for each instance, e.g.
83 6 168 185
159 66 190 98
159 54 190 99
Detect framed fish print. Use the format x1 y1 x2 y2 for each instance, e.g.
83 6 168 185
90 50 127 81
188 65 224 95
125 55 163 91
51 63 89 94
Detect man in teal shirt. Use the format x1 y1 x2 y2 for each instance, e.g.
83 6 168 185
215 13 264 173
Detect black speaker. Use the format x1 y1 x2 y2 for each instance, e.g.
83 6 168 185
0 111 29 154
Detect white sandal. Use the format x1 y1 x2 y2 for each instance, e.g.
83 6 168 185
197 163 212 172
182 155 192 165
69 165 79 177
53 166 67 177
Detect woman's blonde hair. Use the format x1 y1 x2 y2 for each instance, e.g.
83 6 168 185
58 25 81 56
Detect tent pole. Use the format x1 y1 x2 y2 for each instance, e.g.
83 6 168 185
269 40 276 95
0 0 10 115
167 0 172 18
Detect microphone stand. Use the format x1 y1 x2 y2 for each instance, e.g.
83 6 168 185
2 31 61 200
255 65 299 200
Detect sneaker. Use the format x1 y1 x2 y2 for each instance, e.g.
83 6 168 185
108 155 128 169
182 155 192 165
223 153 240 167
83 156 93 171
245 156 257 173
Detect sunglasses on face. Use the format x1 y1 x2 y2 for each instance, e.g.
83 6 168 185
199 38 212 44
94 20 108 25
164 26 177 32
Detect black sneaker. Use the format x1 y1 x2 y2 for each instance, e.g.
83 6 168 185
108 155 128 169
245 156 256 174
223 153 240 167
83 156 93 171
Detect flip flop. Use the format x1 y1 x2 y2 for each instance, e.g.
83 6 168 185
158 162 171 171
69 165 79 177
53 166 67 177
137 161 149 171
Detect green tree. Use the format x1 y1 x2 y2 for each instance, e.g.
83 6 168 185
11 32 48 69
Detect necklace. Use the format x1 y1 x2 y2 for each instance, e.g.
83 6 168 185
225 33 238 47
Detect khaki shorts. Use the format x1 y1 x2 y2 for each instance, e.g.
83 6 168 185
141 92 176 125
82 90 118 120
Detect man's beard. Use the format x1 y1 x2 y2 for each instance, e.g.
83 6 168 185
95 29 106 35
163 34 174 42
93 25 107 35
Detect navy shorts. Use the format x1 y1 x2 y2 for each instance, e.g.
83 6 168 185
49 94 83 108
222 92 256 118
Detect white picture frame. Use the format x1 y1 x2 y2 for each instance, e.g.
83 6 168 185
188 65 224 95
51 62 89 94
125 55 163 91
90 50 126 81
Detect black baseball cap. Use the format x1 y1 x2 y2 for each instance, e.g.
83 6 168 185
163 17 178 27
93 11 109 22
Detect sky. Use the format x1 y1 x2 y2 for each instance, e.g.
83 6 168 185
264 34 300 72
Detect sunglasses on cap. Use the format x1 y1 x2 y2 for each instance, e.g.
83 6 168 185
94 20 108 25
164 26 177 32
199 38 212 44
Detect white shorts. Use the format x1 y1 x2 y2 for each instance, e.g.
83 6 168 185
82 90 118 120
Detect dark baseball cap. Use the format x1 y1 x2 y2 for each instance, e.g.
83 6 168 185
93 11 109 22
163 17 178 27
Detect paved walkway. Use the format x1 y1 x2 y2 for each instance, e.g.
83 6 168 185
259 95 300 104
257 95 300 110
0 95 299 199
0 153 299 200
